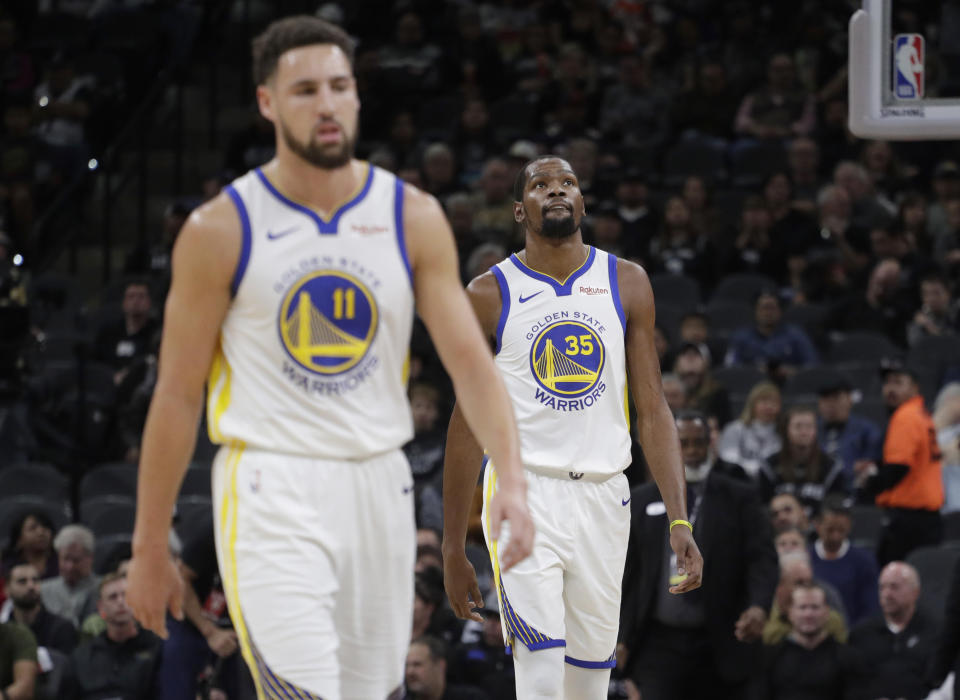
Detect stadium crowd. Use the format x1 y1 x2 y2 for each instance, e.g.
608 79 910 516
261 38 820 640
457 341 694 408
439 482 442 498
1 0 960 698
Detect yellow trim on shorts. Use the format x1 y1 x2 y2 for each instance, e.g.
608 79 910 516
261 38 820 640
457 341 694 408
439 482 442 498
207 344 233 444
483 466 509 643
218 442 267 700
623 376 630 428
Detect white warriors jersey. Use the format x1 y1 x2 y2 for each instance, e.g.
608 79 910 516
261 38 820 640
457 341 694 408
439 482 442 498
207 163 415 459
491 247 631 477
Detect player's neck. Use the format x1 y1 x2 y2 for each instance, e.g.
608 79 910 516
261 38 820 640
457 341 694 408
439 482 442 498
519 233 588 282
263 153 364 217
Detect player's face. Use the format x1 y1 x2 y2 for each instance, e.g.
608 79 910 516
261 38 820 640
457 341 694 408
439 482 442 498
258 43 360 169
515 159 585 239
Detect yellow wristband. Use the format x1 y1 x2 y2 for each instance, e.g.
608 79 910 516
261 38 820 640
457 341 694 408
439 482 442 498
669 519 693 532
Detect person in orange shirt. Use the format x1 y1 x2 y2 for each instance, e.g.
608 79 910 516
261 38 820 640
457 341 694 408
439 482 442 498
856 357 944 565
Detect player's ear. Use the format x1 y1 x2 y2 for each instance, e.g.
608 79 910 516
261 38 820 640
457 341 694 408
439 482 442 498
256 84 275 123
514 201 524 224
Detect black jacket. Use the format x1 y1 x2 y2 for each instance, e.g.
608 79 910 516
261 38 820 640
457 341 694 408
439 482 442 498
849 609 938 700
620 465 779 683
929 556 960 692
68 628 161 700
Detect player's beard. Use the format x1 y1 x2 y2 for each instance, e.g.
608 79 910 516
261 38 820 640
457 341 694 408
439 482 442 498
539 205 578 239
278 116 355 169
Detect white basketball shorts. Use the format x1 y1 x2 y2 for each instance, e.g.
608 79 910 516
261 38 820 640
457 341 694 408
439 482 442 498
212 443 416 700
481 462 631 669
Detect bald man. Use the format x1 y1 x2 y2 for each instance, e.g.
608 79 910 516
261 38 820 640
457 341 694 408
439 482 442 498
849 562 938 700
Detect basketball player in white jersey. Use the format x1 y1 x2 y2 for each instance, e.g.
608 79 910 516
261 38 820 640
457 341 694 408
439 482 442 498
442 156 703 699
124 16 533 700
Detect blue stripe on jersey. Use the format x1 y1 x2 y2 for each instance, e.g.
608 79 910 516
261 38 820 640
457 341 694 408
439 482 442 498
393 176 412 286
253 166 375 235
564 654 617 669
490 265 511 355
508 246 596 297
225 184 252 297
607 253 626 333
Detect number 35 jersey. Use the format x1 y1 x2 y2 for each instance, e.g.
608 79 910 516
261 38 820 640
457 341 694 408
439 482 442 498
207 164 415 460
490 247 631 478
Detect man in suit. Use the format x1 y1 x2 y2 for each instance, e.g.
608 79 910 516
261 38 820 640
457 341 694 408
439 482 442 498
619 411 779 700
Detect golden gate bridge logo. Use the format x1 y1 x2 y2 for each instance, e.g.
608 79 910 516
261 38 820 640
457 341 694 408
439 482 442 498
278 270 378 375
529 320 604 398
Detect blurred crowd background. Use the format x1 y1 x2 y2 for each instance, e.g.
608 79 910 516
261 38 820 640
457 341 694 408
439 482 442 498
2 0 960 699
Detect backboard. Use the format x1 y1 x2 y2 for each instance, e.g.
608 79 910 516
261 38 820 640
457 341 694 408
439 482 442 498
849 0 960 139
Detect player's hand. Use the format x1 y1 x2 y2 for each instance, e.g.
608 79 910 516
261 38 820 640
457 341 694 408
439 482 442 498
443 550 484 623
488 478 534 572
126 546 184 639
205 627 239 658
668 526 703 594
734 605 767 642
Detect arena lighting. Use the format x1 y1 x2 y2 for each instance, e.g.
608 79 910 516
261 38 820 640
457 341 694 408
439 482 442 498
38 95 49 107
88 158 99 170
12 255 22 266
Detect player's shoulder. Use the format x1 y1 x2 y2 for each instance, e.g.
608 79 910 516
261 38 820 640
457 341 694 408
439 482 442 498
465 269 503 326
399 179 445 221
180 189 243 243
613 255 651 287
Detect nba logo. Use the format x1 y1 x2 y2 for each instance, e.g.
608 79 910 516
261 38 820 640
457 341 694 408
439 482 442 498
894 34 924 99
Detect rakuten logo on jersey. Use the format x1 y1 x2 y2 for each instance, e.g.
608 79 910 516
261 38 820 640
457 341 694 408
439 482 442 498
579 286 609 295
351 223 389 234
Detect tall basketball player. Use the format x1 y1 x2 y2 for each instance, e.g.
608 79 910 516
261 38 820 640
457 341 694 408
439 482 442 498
125 17 533 700
442 156 702 699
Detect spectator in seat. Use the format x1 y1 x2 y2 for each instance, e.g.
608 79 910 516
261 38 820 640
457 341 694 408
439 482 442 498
808 496 879 626
928 557 960 697
787 137 825 210
763 553 848 646
403 635 490 700
648 196 714 286
420 143 459 200
670 60 739 142
833 161 896 232
724 290 819 380
673 343 732 427
615 168 657 263
93 278 159 384
759 405 850 517
770 493 810 535
0 615 36 700
69 573 161 700
619 411 777 700
40 525 99 628
849 562 937 700
817 376 884 481
3 562 76 654
763 583 864 699
404 380 447 532
734 53 816 143
660 372 687 415
449 589 515 700
907 271 959 347
1 512 58 581
826 258 913 348
775 527 809 557
926 160 960 248
933 382 960 513
858 357 944 565
719 381 783 477
720 194 781 281
473 157 516 247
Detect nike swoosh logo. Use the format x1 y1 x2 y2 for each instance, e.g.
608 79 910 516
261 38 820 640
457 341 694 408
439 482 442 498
622 497 631 506
518 291 543 303
402 484 414 495
266 225 300 240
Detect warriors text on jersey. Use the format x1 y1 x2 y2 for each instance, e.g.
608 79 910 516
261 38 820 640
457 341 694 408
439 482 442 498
207 163 414 459
490 247 631 477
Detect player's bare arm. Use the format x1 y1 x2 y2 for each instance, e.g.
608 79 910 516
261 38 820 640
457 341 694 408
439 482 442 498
619 258 703 593
403 185 534 570
127 193 240 637
441 272 502 621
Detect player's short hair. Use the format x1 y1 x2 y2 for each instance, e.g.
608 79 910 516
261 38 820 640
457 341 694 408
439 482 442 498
513 155 566 202
252 16 355 86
